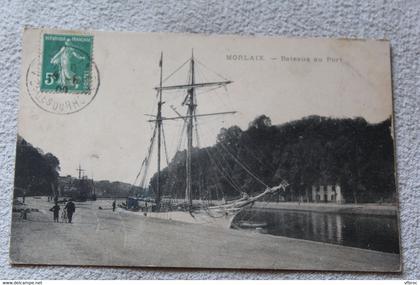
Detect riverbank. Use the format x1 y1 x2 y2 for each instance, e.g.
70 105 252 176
9 197 400 272
158 198 398 216
253 202 397 216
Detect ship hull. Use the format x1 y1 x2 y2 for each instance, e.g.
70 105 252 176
127 208 241 229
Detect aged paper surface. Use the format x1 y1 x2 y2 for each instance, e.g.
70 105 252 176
11 28 399 271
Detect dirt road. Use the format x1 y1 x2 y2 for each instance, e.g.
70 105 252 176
9 197 401 271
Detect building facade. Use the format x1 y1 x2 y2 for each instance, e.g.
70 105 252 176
311 184 344 203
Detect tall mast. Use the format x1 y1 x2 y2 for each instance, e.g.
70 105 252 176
156 52 163 211
151 51 234 209
76 164 85 179
186 51 195 207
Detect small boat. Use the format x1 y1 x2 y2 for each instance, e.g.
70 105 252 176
238 221 268 228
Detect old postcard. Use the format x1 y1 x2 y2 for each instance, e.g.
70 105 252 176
10 28 400 272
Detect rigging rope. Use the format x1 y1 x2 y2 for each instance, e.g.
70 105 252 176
138 54 286 212
204 147 242 194
235 122 277 171
189 70 260 196
211 149 243 193
195 122 228 204
176 116 187 152
196 65 232 112
196 59 229 81
200 121 263 192
196 123 243 195
161 124 170 166
162 58 191 83
139 121 158 188
217 138 269 188
218 127 276 173
193 68 273 190
193 111 201 148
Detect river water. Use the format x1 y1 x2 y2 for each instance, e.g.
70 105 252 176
232 208 400 253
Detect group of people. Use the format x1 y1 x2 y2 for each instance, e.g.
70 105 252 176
49 199 117 223
50 200 76 223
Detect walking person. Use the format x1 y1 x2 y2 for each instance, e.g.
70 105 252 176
64 199 76 223
49 202 60 223
112 200 116 212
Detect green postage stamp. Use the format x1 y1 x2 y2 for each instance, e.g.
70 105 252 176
41 34 93 93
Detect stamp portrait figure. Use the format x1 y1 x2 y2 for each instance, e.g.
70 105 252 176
40 34 93 93
50 39 86 89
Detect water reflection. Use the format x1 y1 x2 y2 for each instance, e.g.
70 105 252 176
233 208 399 253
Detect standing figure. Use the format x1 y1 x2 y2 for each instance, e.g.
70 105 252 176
50 39 86 88
49 203 60 223
64 200 76 223
112 200 116 212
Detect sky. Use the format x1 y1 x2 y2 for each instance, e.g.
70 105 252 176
18 29 393 184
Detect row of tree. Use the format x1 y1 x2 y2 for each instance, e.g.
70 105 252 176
14 136 141 199
149 115 397 203
14 136 60 197
93 180 142 197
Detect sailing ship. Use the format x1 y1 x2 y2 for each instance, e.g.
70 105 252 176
64 164 96 202
130 51 289 229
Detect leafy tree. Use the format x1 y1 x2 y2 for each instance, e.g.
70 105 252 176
149 115 397 203
14 136 61 196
